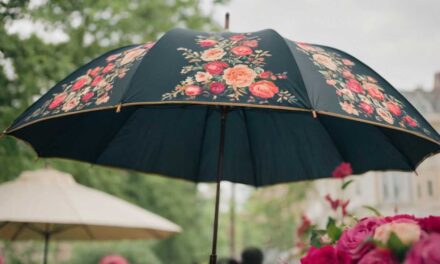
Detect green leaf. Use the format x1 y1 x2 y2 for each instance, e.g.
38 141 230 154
326 217 343 242
362 205 382 216
387 232 411 262
341 179 354 190
310 229 326 247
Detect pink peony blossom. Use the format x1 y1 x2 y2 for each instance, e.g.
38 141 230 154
332 162 353 179
336 217 385 261
405 233 440 264
358 248 398 264
417 216 440 233
301 246 351 264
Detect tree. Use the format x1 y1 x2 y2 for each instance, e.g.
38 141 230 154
0 1 228 263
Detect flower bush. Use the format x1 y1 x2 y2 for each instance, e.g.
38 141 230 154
297 163 440 264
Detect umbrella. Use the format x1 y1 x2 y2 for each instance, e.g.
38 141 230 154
0 168 181 264
3 22 439 263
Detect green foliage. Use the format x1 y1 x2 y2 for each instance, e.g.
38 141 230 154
341 179 354 190
326 217 342 243
386 233 410 262
362 205 382 217
0 0 227 263
239 182 310 252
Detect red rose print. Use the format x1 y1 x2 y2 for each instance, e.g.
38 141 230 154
106 54 119 62
365 83 384 101
360 102 374 115
346 79 364 94
48 93 67 109
229 34 245 41
81 92 94 103
87 66 101 77
403 115 417 127
72 76 90 91
342 70 354 79
198 39 217 47
210 82 225 94
242 40 258 47
102 63 115 74
258 71 273 79
185 85 202 96
203 61 228 75
249 80 279 99
231 46 253 56
326 79 337 86
91 76 104 87
386 102 401 116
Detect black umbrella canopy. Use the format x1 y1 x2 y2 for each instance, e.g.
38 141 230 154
4 28 440 186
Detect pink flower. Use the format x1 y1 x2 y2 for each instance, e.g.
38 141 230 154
48 93 67 110
296 42 317 52
342 59 355 66
81 92 94 103
106 54 120 62
231 46 253 56
99 255 129 264
313 54 338 71
405 233 440 264
386 102 402 116
102 63 115 74
377 108 394 125
342 70 355 79
194 71 212 83
301 246 351 264
417 216 440 233
384 214 417 223
203 61 228 75
258 71 273 79
336 217 385 261
346 79 364 94
96 93 110 105
184 85 202 96
403 116 417 127
201 48 226 61
62 98 79 112
365 83 384 101
198 39 217 47
210 82 225 94
341 199 350 217
358 248 398 264
91 76 104 87
242 40 258 47
325 194 340 211
230 34 245 41
72 76 90 91
87 66 101 77
249 80 279 99
223 65 257 88
297 214 312 237
360 102 374 115
340 101 359 116
332 162 353 179
373 222 421 245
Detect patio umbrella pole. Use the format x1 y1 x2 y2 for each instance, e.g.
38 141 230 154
43 231 50 264
209 106 228 264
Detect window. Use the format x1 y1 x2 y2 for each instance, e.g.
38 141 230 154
428 180 434 197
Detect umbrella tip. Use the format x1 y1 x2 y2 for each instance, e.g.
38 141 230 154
312 110 317 118
115 103 122 113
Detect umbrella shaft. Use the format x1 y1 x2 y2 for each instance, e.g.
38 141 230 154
209 106 227 264
43 232 50 264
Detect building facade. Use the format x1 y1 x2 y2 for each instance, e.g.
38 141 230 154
308 73 440 222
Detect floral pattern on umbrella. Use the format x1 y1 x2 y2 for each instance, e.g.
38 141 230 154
27 42 155 120
295 42 420 129
162 34 297 104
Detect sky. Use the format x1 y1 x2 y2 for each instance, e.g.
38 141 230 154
204 0 440 91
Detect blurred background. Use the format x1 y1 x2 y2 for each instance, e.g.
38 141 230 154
0 0 439 263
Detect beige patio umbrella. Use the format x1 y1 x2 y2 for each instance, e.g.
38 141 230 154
0 168 181 264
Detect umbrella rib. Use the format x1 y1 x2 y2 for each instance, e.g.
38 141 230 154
313 117 347 164
376 127 415 170
0 221 9 231
11 223 28 240
80 224 95 239
195 106 212 182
